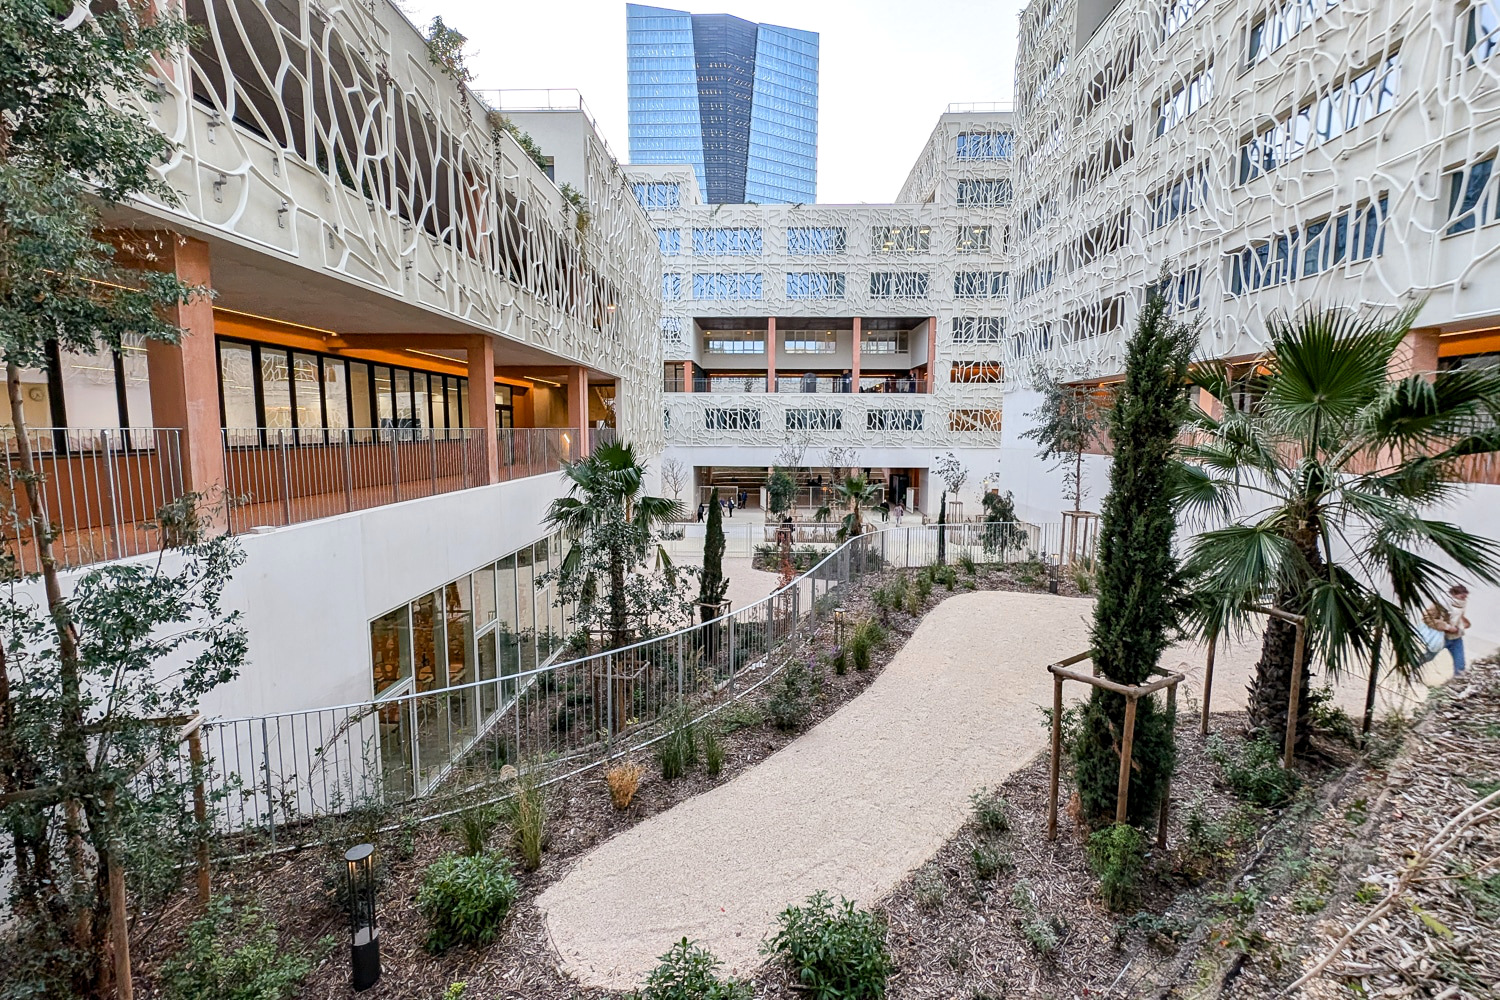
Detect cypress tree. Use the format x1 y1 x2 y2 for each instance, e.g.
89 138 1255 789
699 487 729 622
1072 290 1195 828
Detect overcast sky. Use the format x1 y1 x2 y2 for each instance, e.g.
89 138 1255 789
396 0 1027 204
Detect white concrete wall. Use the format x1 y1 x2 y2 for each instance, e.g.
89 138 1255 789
14 475 564 720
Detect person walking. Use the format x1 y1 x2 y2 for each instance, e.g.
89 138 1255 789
894 502 905 525
726 496 735 518
696 503 706 522
1426 584 1472 675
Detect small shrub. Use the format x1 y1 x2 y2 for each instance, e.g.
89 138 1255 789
502 766 547 871
914 568 934 599
768 663 814 731
416 851 520 953
703 726 726 777
634 937 752 1000
717 702 767 733
914 871 946 911
970 842 1011 881
1306 685 1359 746
935 565 958 590
1037 702 1084 754
1087 823 1146 912
444 984 467 1000
1207 735 1301 807
1009 880 1062 956
606 763 645 810
970 789 1009 834
848 619 887 672
1115 911 1190 951
456 804 499 856
833 647 849 675
1070 559 1096 594
959 553 978 576
656 704 699 780
160 897 330 1000
763 891 894 1000
1014 557 1048 590
393 814 420 861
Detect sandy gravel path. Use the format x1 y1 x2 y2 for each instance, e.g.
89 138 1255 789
537 590 1466 989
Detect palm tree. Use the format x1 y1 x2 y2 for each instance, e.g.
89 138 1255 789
1178 303 1500 747
545 441 682 650
834 474 879 540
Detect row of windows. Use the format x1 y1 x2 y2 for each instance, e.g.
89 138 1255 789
787 272 846 299
1157 63 1215 136
698 407 996 434
1248 0 1340 66
696 328 912 355
1227 196 1387 295
1162 0 1211 40
657 224 1001 257
956 131 1015 161
666 270 1008 302
1469 1 1500 61
1147 162 1211 231
952 316 1005 343
1147 267 1204 313
953 270 1009 299
633 182 681 210
1238 54 1401 184
1447 154 1498 235
217 338 473 434
956 178 1014 206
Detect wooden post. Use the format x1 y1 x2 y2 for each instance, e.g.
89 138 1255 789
1361 622 1384 744
105 789 133 1000
187 723 211 907
1157 679 1178 849
1048 669 1063 841
1115 695 1138 825
1284 619 1307 769
1200 631 1217 735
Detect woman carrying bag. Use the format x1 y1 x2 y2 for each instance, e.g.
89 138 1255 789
1420 584 1471 675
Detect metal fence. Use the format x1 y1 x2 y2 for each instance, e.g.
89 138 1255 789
201 522 1059 847
1 427 184 574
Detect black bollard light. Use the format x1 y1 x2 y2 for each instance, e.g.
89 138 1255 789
345 843 381 991
833 607 847 644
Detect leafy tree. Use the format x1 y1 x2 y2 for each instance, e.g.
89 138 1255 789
0 4 248 995
981 490 1026 557
699 488 729 622
1024 372 1108 512
1074 290 1195 828
544 441 687 649
767 468 797 516
834 475 879 541
1178 303 1500 746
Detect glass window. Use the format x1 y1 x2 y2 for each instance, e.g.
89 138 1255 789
292 351 323 430
394 369 413 427
447 379 463 431
476 630 498 719
444 578 474 738
956 131 1013 160
657 228 681 255
373 366 394 428
495 554 519 690
260 348 292 429
956 225 992 252
431 375 448 431
322 357 349 431
515 544 535 670
786 227 846 254
120 335 152 428
349 361 373 430
371 607 412 694
786 272 845 299
474 564 496 627
1447 156 1495 235
412 372 431 429
871 225 930 252
219 341 258 427
955 179 1013 207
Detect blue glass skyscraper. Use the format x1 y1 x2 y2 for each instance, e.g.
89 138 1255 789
626 4 818 204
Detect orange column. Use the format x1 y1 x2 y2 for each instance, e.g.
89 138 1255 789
683 362 693 393
1392 327 1440 380
568 365 590 457
146 235 225 506
766 318 776 392
466 335 499 483
851 317 861 391
927 315 938 392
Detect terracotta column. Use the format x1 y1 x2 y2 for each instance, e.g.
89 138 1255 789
851 317 861 391
466 335 499 483
683 362 693 394
568 365 590 457
927 315 938 392
766 318 776 392
1392 326 1440 381
146 235 226 507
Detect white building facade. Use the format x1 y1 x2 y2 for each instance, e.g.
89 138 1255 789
632 109 1017 515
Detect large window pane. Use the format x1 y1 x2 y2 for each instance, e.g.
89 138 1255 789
516 545 535 671
394 369 413 427
59 346 123 427
445 578 475 743
370 607 412 695
447 380 463 433
412 590 450 784
373 366 394 429
120 335 153 429
495 555 520 701
261 348 293 429
412 372 432 429
431 375 448 432
292 352 323 431
476 630 498 720
377 697 414 801
219 341 258 427
349 361 373 431
323 357 349 432
475 564 496 627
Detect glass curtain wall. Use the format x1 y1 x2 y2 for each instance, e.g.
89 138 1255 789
367 534 571 796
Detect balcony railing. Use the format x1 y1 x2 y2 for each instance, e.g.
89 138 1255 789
1 427 184 575
665 375 931 394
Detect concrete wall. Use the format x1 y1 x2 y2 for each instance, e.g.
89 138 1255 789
17 475 563 720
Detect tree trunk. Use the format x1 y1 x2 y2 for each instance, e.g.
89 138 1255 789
6 362 99 991
608 540 628 651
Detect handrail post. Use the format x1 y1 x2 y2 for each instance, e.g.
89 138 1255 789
429 428 438 496
278 430 292 525
260 718 276 847
342 430 354 512
605 652 615 741
1047 668 1062 841
101 429 123 560
389 428 400 504
727 613 736 696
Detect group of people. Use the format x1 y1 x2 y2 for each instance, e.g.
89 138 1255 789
695 488 751 522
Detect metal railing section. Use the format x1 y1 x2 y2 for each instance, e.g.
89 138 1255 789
221 427 487 534
201 522 1059 843
1 427 184 574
